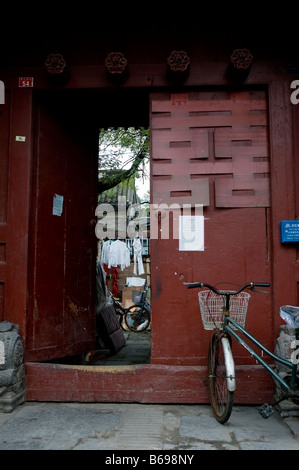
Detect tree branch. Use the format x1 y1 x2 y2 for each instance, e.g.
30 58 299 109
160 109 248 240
98 151 146 194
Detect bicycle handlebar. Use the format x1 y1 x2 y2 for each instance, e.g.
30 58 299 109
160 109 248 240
184 281 270 295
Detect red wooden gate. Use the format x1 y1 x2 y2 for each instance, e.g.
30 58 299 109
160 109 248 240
26 91 98 361
150 90 272 366
25 88 275 404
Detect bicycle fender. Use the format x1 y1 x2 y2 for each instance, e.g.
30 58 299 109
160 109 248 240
221 337 236 392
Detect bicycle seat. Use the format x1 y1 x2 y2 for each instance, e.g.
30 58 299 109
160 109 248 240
280 305 299 328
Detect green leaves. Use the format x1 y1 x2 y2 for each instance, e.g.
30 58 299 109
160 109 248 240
98 127 150 194
98 127 149 172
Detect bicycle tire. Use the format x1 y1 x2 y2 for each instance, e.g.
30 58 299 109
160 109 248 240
114 305 126 330
124 305 150 332
207 332 234 424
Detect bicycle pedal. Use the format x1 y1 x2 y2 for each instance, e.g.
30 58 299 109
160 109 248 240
258 403 274 419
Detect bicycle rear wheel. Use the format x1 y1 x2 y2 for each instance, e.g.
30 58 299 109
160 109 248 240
124 305 150 332
207 332 234 424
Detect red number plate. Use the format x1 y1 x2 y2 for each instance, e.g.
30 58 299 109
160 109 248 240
18 77 34 88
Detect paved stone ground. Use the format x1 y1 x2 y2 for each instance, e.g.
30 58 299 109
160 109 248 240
93 330 151 365
0 402 298 451
1 332 298 452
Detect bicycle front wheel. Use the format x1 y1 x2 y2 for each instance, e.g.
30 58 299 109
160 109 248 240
114 305 126 330
124 306 150 332
207 332 234 424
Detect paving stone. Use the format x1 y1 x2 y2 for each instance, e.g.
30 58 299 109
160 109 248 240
0 402 298 450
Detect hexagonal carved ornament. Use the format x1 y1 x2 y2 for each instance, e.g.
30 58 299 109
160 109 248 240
230 49 253 71
227 48 253 82
104 52 129 84
166 50 190 83
44 53 67 75
44 53 70 85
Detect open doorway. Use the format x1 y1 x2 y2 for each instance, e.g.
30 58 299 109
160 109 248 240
28 88 151 366
93 126 151 365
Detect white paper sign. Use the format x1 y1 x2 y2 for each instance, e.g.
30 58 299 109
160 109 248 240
179 215 204 251
53 194 64 216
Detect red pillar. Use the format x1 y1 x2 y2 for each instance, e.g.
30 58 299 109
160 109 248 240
5 88 32 340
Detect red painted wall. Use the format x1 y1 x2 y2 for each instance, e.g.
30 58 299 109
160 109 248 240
0 89 32 336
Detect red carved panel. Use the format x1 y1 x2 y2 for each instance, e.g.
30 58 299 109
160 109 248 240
151 91 270 208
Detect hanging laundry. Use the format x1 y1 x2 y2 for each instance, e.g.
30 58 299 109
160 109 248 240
133 237 145 275
108 239 130 271
112 267 119 297
101 239 111 265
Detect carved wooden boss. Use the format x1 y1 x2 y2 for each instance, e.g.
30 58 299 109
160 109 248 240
44 53 71 85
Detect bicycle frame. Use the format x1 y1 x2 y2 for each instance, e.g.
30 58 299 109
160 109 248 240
134 284 151 314
186 280 299 421
224 315 299 396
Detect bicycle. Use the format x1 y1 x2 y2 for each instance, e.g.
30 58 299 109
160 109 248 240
110 283 151 333
185 281 299 424
109 294 127 331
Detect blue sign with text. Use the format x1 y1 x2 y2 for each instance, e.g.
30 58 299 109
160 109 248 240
280 220 299 243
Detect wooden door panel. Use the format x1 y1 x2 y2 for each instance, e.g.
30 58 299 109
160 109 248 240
150 90 272 365
27 92 98 361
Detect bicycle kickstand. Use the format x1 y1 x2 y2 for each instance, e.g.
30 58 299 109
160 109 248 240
258 395 288 419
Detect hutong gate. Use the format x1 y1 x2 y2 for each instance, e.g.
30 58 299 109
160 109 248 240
0 30 298 406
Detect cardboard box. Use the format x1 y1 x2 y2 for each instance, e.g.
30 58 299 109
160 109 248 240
122 286 143 309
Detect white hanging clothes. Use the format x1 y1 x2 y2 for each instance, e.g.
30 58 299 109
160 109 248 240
101 240 111 265
108 239 130 271
133 237 145 275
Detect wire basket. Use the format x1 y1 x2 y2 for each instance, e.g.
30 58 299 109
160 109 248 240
132 290 146 303
198 290 251 330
